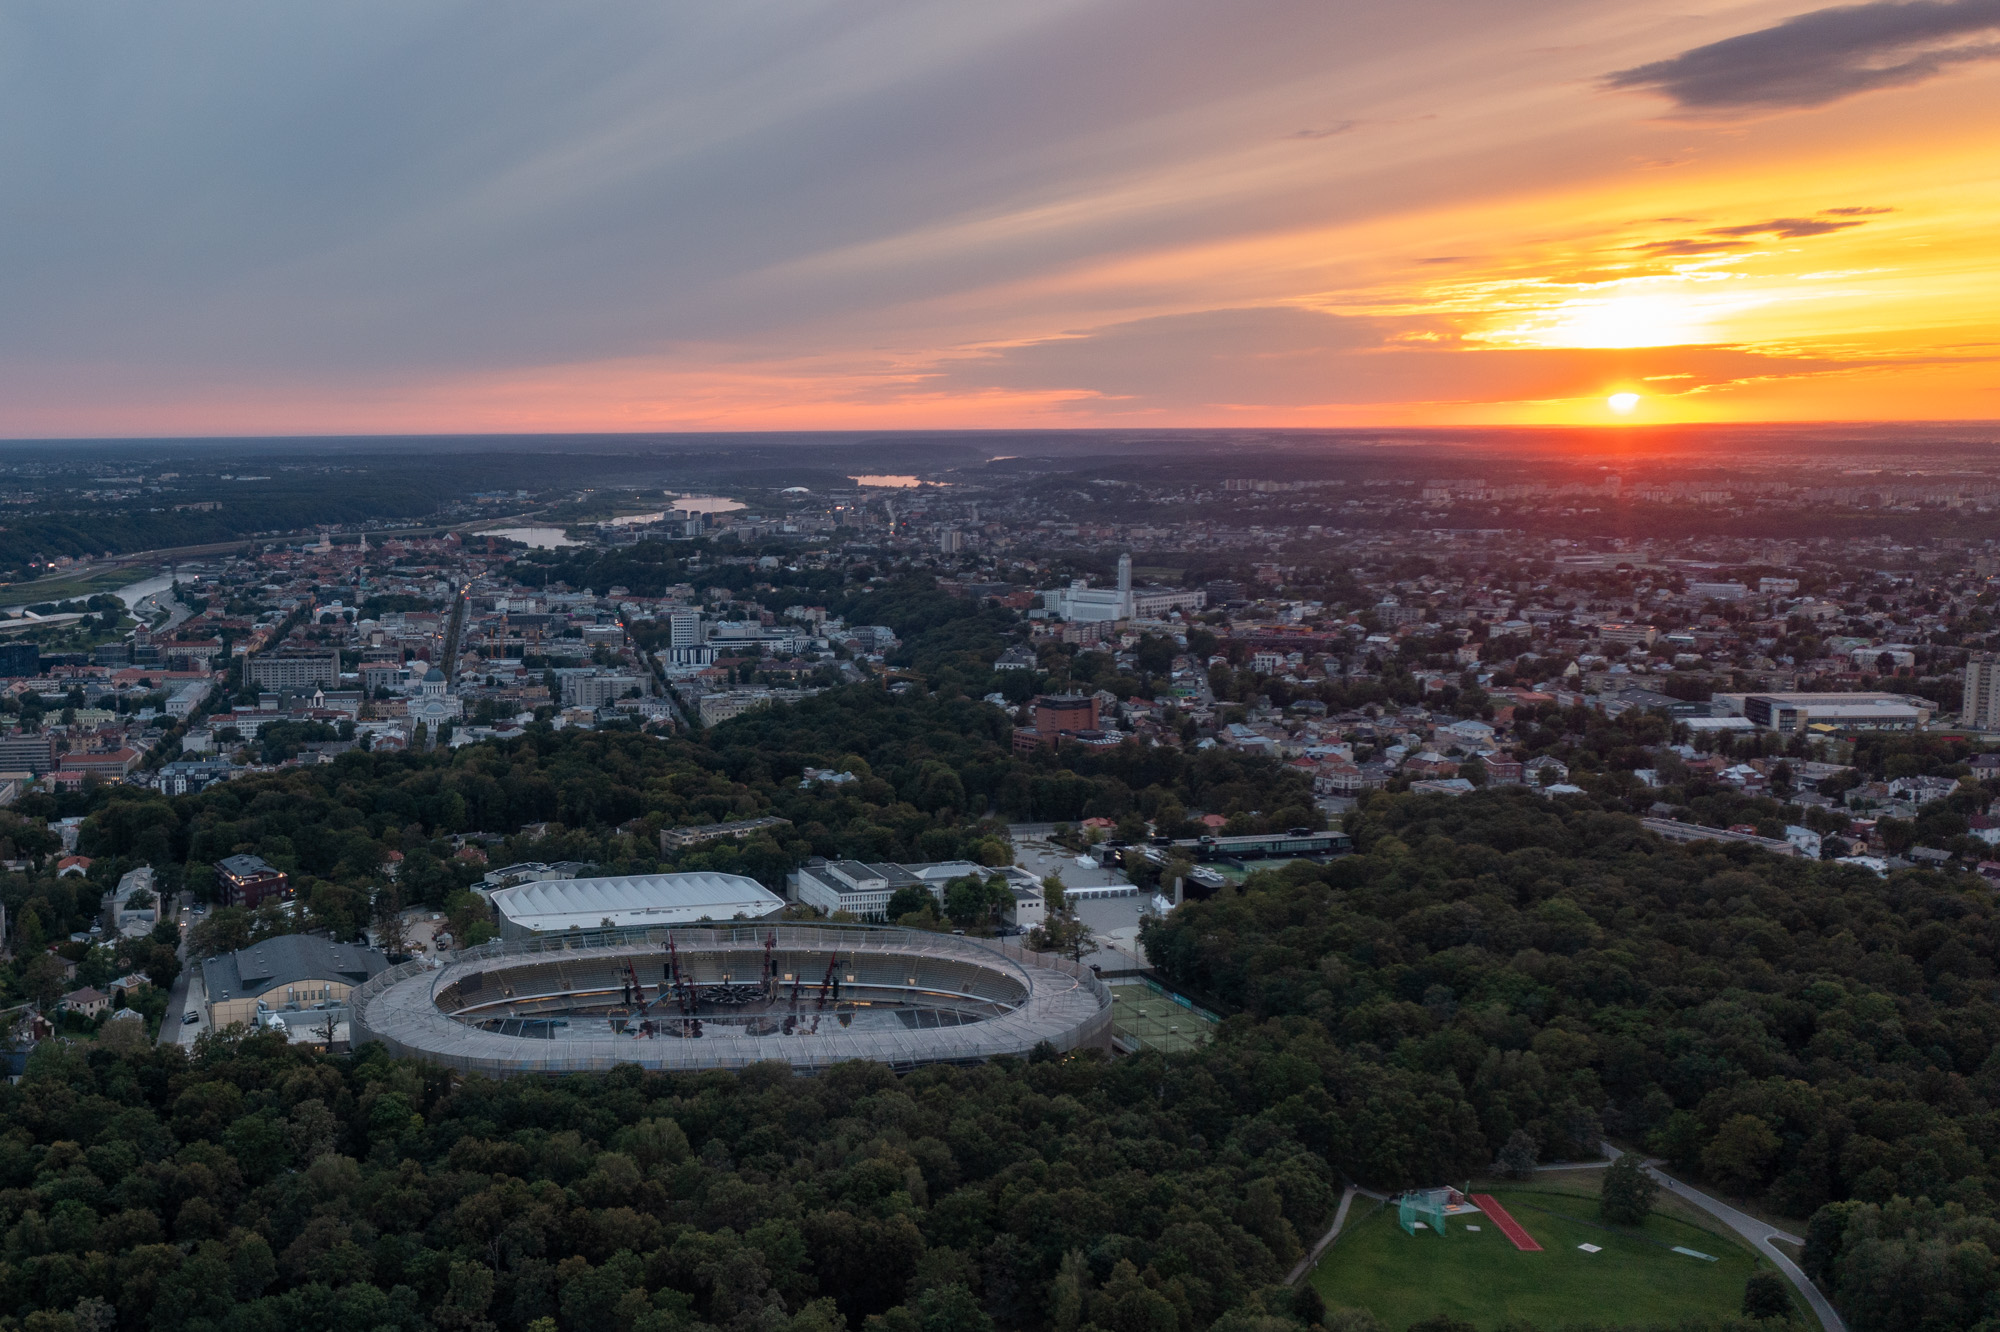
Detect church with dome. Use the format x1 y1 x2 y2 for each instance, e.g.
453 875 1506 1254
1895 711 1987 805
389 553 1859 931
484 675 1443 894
407 666 463 729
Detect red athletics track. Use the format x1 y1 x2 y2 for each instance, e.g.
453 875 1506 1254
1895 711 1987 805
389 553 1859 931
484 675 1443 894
1470 1195 1542 1251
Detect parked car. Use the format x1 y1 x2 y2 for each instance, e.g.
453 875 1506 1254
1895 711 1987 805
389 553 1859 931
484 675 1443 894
181 1011 200 1025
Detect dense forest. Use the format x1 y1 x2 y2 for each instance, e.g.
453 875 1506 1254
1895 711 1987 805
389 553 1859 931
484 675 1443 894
3 992 1808 1332
1145 788 2000 1331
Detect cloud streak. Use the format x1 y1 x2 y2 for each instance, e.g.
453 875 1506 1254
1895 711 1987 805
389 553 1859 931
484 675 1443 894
1607 0 2000 111
931 306 1860 408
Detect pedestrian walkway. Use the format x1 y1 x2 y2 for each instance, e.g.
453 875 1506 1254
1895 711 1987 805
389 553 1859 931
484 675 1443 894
1471 1194 1542 1251
1287 1185 1360 1284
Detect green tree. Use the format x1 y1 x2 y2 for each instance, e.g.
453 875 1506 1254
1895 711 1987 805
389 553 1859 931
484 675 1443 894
1741 1270 1793 1320
1703 1115 1781 1196
1495 1129 1538 1179
1599 1153 1658 1226
886 885 934 921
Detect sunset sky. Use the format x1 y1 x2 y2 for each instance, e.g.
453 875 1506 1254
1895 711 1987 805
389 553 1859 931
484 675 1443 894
4 0 1998 435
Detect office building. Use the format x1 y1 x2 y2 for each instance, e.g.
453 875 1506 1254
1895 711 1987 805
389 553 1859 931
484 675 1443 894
668 607 704 648
790 858 1043 926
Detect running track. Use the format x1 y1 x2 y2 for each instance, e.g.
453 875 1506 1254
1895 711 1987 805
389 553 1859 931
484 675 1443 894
1471 1195 1542 1251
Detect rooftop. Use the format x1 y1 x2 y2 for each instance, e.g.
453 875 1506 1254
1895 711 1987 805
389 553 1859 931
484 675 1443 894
201 934 389 1002
491 872 784 931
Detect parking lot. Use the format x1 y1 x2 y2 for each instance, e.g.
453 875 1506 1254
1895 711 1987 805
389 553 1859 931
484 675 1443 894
1012 837 1160 972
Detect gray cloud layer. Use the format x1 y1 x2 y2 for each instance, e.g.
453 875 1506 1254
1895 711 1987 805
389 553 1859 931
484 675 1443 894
1608 0 2000 110
934 306 1844 407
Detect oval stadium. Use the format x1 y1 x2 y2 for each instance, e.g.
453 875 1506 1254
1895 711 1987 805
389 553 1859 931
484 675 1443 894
350 923 1112 1074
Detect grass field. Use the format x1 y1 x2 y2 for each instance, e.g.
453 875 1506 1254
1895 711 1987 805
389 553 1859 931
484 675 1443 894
1313 1187 1790 1331
1108 982 1217 1052
0 564 152 606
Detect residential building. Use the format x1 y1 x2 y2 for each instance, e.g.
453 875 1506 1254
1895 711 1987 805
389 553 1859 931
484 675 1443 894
559 669 648 708
245 650 341 691
59 987 109 1018
1966 654 2000 728
660 815 792 852
1598 623 1658 647
216 853 291 908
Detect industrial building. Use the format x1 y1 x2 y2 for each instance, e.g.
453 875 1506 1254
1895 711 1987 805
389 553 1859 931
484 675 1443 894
1715 692 1931 732
487 872 784 939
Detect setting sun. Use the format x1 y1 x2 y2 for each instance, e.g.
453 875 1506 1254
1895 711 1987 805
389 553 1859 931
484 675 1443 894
1607 392 1641 414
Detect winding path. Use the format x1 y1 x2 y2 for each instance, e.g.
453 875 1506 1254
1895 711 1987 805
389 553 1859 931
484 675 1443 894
1606 1148 1847 1332
1287 1185 1361 1285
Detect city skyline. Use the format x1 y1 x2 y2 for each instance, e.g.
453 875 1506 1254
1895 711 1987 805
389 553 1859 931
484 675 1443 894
4 0 1997 436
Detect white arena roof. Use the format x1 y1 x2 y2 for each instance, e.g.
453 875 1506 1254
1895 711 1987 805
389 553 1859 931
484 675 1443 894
491 872 783 935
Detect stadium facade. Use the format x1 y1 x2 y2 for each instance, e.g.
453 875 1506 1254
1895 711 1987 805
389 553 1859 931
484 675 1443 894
350 923 1111 1074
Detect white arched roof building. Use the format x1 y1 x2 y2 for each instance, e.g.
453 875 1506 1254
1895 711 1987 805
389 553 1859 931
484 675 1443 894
489 872 784 939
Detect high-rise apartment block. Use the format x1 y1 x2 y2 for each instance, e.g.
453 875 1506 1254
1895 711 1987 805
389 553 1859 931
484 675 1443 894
1965 654 2000 728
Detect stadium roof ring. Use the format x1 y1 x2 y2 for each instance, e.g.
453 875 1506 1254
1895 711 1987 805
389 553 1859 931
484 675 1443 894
350 922 1113 1074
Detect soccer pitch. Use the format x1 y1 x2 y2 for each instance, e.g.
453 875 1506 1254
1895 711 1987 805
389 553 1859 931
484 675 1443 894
1312 1187 1803 1331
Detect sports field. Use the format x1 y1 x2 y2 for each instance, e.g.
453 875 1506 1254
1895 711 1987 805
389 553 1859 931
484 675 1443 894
1312 1187 1794 1331
1108 983 1216 1052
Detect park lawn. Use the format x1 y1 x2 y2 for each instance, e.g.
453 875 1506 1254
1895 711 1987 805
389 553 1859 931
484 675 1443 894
1312 1188 1782 1332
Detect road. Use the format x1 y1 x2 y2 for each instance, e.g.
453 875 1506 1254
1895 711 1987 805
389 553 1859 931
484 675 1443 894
132 587 194 635
1606 1147 1847 1332
157 892 210 1047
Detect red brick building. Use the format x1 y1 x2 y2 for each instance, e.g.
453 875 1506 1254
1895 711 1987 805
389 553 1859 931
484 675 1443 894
217 854 292 909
